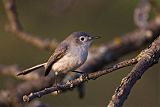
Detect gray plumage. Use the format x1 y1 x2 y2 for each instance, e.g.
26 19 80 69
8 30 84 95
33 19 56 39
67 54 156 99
44 32 98 76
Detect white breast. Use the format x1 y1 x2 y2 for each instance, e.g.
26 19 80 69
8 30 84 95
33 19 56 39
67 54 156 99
52 45 88 74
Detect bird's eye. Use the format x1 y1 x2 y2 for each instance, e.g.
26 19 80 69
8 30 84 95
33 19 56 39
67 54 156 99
79 36 85 42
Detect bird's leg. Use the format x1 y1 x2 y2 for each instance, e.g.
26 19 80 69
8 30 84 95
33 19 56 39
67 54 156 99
54 72 58 85
54 72 59 93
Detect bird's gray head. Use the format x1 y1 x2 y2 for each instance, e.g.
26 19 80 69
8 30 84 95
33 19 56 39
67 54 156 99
65 32 100 47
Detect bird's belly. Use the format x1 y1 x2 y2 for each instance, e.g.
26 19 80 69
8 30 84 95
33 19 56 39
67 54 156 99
52 53 86 74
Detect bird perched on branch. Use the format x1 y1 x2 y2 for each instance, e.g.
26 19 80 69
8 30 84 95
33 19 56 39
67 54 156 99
17 32 100 79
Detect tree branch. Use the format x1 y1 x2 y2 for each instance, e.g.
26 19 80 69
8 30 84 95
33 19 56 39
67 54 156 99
108 35 160 107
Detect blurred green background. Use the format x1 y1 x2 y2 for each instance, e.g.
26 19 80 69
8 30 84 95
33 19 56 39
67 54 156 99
0 0 160 107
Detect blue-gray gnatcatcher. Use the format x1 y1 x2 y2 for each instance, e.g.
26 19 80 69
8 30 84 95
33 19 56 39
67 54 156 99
17 32 100 77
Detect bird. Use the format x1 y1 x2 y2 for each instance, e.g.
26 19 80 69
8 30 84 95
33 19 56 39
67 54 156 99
17 32 100 79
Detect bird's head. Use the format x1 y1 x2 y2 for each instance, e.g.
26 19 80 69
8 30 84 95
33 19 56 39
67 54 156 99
66 32 100 47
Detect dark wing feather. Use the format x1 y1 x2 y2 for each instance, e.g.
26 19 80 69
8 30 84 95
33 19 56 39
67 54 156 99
44 43 68 76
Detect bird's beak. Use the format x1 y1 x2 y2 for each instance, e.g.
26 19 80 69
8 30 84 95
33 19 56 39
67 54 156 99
89 36 101 40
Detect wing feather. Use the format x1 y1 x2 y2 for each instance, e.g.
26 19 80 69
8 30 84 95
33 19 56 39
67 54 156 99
44 43 68 76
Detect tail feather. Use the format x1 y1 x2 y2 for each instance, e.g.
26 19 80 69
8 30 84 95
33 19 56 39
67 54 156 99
17 63 46 76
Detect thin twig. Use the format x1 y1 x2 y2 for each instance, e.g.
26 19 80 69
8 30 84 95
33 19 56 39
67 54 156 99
23 57 138 102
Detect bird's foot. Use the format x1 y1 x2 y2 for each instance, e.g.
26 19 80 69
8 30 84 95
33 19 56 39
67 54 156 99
72 71 91 80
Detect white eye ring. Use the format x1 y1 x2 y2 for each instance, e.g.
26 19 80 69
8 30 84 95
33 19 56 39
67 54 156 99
79 36 86 42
